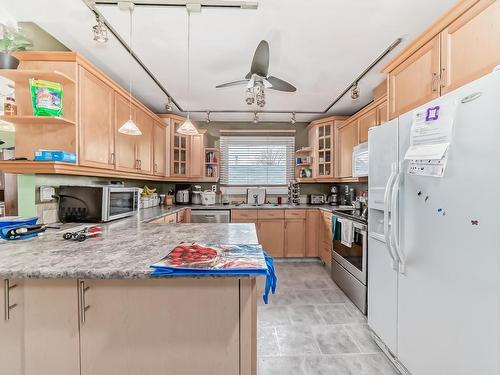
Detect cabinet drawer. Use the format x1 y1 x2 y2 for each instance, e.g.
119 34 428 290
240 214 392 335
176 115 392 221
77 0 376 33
231 210 258 220
258 210 285 219
285 209 306 219
164 214 176 224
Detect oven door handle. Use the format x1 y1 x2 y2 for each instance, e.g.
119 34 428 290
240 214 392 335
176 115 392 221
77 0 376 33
384 162 399 271
390 165 406 274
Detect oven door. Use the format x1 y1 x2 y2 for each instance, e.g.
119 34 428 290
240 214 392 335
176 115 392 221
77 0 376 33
103 188 138 221
332 220 367 285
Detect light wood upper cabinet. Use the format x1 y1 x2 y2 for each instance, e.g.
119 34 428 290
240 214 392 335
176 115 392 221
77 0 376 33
78 67 115 169
190 133 205 178
357 108 377 144
153 121 167 176
134 108 154 175
376 100 388 125
170 118 189 176
79 279 240 375
285 218 306 257
388 35 440 119
0 279 23 375
114 93 138 172
258 219 284 258
316 121 334 179
336 121 359 178
440 0 500 94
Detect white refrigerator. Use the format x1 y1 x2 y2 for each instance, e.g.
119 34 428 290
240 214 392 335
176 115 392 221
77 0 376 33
367 69 500 375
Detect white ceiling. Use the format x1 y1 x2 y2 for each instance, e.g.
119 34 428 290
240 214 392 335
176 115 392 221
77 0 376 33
7 0 457 122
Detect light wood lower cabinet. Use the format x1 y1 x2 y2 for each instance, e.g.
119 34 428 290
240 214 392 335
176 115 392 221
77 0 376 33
320 211 332 267
284 219 306 257
0 279 23 375
306 209 319 257
79 279 240 375
258 219 285 258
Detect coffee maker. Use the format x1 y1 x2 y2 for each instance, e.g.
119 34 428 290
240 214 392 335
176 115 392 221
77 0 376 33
328 186 338 206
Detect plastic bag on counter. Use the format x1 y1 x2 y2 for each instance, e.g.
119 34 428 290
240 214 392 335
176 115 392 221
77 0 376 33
29 79 63 117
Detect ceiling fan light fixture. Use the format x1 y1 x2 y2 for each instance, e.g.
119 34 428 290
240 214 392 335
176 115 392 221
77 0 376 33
92 14 108 43
245 88 255 105
351 82 360 100
177 116 198 136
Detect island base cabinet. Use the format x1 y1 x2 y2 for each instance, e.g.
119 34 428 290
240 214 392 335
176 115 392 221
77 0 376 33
0 279 23 375
79 279 244 375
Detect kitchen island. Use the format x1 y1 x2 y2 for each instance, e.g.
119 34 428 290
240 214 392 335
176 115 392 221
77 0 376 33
0 215 260 375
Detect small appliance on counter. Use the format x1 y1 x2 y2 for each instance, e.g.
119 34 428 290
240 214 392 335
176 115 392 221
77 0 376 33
175 184 191 205
57 185 139 223
328 186 338 206
309 194 326 205
201 190 216 206
191 185 203 205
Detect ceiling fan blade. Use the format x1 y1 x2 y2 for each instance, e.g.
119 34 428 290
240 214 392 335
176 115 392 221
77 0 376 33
262 78 273 88
266 76 297 92
216 79 249 88
250 40 269 77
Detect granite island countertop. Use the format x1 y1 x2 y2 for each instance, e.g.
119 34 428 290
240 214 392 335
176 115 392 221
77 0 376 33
0 219 258 279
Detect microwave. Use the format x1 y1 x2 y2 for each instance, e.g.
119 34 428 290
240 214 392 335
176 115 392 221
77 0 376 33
58 186 139 223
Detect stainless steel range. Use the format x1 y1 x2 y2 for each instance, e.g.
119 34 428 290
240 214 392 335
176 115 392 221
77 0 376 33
331 210 368 314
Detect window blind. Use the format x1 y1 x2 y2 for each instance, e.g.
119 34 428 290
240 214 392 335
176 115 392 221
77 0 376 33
220 136 295 186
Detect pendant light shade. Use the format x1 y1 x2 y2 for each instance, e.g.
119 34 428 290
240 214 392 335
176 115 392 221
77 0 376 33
119 119 142 135
177 116 198 135
118 3 142 136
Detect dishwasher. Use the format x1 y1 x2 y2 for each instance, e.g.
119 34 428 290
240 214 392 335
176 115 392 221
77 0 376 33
190 210 231 223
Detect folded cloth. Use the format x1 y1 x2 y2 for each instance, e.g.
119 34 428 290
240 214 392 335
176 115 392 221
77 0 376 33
332 216 341 241
338 218 353 248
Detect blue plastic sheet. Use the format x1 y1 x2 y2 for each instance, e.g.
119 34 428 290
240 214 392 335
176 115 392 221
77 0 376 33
0 217 39 240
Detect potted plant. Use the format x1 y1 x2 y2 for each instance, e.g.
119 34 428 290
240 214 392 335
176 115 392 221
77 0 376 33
0 24 32 69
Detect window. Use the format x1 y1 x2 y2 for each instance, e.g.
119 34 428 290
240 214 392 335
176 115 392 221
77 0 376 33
220 136 295 186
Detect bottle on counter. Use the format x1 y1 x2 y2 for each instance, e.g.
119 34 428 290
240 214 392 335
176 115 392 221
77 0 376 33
4 96 17 116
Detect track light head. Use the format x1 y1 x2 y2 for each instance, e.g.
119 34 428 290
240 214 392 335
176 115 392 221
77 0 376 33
165 97 173 112
351 82 360 100
92 15 108 43
205 111 211 124
253 112 259 124
290 112 296 125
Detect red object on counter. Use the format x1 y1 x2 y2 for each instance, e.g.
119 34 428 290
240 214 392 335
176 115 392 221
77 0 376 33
277 196 282 205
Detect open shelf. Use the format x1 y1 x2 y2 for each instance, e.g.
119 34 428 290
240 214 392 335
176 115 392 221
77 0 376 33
295 147 312 154
0 69 76 85
0 115 76 126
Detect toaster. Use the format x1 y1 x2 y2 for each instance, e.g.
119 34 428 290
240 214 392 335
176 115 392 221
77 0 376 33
309 194 326 205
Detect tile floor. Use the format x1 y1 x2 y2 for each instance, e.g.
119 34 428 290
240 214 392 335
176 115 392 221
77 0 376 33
257 260 400 375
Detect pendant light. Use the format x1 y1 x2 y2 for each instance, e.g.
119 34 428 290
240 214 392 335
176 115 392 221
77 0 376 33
118 4 142 136
177 9 198 136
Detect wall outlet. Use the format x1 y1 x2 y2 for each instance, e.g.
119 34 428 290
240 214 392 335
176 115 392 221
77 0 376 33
40 186 56 202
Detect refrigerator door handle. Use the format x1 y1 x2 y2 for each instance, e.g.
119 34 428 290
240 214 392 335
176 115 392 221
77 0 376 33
384 162 399 270
390 167 406 274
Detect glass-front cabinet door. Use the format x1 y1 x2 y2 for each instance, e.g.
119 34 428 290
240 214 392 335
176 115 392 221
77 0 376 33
316 121 334 178
172 119 188 176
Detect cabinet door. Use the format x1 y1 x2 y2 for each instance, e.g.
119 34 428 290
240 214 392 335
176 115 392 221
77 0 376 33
306 209 319 257
135 108 154 175
376 100 388 125
153 121 167 176
190 134 204 178
0 279 23 375
357 108 377 144
320 212 332 267
258 219 284 257
23 280 80 375
80 279 239 375
171 119 189 176
284 219 306 257
440 0 500 94
114 93 138 172
337 121 358 178
316 122 334 179
79 67 114 169
388 35 440 119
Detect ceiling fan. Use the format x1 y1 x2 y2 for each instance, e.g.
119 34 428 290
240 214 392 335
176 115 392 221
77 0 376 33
215 40 297 107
